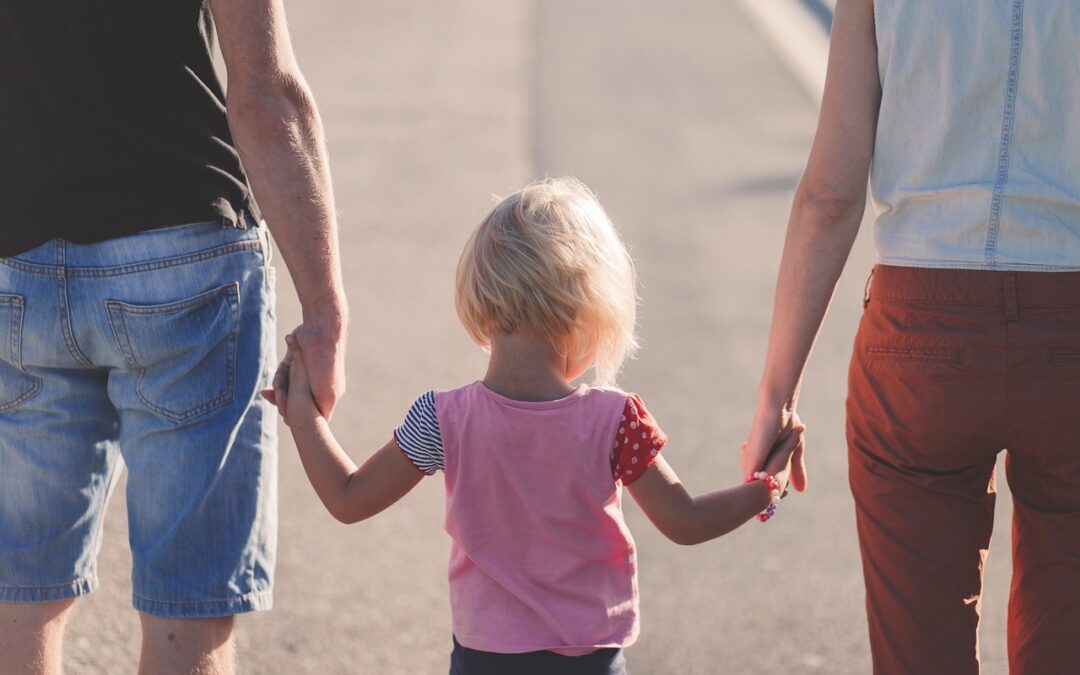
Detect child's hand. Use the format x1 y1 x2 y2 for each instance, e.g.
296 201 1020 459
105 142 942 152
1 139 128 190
260 340 295 418
762 414 806 495
284 333 321 426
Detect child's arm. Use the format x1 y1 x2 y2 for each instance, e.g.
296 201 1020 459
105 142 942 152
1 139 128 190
627 425 803 545
285 336 424 524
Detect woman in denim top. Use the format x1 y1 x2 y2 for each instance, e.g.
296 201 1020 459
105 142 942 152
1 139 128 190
742 1 1080 673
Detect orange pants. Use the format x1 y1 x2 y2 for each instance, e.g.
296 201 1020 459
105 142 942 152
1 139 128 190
847 265 1080 675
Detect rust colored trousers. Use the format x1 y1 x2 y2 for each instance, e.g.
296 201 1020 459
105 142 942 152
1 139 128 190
847 265 1080 675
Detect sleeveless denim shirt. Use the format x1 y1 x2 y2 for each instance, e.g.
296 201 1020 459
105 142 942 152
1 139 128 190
871 1 1080 270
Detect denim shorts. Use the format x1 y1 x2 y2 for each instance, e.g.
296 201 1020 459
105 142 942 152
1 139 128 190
0 220 277 618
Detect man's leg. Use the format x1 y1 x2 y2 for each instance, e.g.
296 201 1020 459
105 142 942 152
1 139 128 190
84 224 277 669
138 614 235 675
0 600 74 675
1 256 121 675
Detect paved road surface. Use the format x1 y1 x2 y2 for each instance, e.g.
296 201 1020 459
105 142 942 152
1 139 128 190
62 2 1013 672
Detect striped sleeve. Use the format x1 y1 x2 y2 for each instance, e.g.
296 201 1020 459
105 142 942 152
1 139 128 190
393 390 444 475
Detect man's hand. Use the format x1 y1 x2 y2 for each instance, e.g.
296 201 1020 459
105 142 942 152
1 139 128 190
291 320 346 418
262 321 346 420
742 406 808 492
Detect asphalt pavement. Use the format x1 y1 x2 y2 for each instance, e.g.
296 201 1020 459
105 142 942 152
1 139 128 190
62 2 1013 673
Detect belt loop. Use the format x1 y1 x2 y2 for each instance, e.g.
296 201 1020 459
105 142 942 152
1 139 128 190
863 268 875 309
259 220 273 265
1004 273 1019 322
55 238 66 272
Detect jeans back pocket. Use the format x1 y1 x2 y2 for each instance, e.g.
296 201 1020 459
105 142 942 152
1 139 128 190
106 282 240 424
0 294 41 412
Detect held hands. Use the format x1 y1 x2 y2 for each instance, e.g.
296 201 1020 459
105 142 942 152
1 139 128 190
742 406 808 493
261 321 346 421
261 332 321 426
758 418 805 496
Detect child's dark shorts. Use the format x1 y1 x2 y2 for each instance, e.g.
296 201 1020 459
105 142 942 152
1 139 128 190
450 636 627 675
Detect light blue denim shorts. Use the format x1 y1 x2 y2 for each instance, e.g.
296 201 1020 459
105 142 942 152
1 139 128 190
0 220 277 618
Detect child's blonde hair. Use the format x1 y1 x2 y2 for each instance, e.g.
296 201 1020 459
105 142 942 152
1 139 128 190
455 177 638 386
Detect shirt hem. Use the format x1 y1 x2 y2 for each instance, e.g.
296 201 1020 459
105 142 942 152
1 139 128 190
453 632 637 656
876 256 1080 272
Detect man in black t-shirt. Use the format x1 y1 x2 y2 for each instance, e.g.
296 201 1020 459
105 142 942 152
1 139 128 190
0 1 347 673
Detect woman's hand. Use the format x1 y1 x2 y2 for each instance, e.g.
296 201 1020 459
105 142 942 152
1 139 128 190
742 407 807 492
761 415 806 495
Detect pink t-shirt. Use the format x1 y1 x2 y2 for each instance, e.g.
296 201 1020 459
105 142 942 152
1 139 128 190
395 382 667 655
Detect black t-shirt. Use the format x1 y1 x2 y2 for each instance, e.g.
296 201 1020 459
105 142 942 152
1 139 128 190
0 1 259 257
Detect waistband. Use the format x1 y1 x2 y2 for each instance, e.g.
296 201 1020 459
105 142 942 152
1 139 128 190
1 219 265 276
869 264 1080 309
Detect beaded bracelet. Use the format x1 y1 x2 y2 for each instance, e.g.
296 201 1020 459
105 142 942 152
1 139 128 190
745 471 782 522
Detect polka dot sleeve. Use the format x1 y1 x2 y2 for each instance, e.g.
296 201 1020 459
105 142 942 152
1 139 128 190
611 394 667 485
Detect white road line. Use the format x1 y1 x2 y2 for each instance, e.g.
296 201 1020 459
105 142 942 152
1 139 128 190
734 0 831 105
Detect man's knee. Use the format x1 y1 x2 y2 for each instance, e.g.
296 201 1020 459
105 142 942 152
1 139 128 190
0 598 75 634
140 613 234 638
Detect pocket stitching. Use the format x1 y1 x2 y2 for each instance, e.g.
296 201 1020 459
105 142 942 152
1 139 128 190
105 283 240 424
133 329 238 423
865 346 964 363
6 296 18 366
0 294 42 412
107 304 139 370
0 379 42 413
106 282 239 318
1048 348 1080 363
1 294 24 366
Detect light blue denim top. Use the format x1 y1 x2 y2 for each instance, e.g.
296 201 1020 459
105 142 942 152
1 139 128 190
871 1 1080 270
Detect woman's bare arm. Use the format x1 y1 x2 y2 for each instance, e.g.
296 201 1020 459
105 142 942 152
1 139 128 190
741 0 882 489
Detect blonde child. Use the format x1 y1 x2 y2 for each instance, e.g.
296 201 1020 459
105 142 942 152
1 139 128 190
274 177 802 674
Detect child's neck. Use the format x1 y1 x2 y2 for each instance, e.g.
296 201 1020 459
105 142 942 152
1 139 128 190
482 332 578 402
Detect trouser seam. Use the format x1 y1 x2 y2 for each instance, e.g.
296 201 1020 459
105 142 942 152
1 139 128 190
55 242 94 367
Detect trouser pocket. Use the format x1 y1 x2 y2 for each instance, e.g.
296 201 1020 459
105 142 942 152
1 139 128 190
0 294 41 412
106 282 240 424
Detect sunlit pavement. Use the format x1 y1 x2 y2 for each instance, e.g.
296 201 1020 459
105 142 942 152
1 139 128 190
63 2 1012 672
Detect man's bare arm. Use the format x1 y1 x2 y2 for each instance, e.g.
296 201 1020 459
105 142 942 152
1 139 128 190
210 0 348 417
